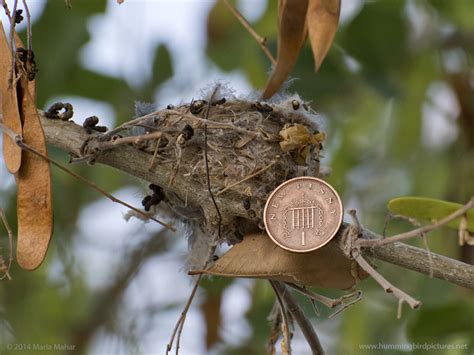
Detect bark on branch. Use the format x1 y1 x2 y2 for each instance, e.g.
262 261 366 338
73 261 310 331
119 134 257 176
39 115 474 290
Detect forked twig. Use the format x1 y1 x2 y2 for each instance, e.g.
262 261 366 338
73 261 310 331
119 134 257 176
345 211 421 316
166 275 202 355
272 281 324 355
221 0 276 66
352 249 421 318
285 283 362 318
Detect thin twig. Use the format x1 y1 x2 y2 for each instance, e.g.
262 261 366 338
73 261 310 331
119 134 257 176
270 280 292 355
203 88 223 243
216 160 277 196
273 281 324 355
19 140 175 231
285 283 362 318
352 249 421 311
1 0 12 20
148 138 161 171
357 198 474 248
166 275 202 355
168 110 259 137
9 0 18 84
0 120 175 231
0 209 13 280
21 0 31 49
88 131 163 154
267 301 283 355
221 0 276 66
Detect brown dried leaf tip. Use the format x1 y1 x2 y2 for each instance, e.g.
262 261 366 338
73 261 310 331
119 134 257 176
262 0 341 99
44 102 74 121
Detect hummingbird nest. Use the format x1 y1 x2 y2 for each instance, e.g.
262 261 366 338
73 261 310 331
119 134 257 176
120 89 327 267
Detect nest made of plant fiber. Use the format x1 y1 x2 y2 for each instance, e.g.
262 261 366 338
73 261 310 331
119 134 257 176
118 94 327 264
138 98 324 201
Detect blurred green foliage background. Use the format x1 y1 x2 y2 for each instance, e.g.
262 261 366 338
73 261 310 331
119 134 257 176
1 0 473 354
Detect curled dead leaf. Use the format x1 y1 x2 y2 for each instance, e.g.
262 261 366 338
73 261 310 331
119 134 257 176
262 0 309 100
307 0 341 71
279 123 325 152
1 22 22 174
16 84 53 270
191 233 368 290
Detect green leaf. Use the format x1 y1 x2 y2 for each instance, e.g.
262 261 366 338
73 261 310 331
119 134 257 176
150 44 173 89
387 196 474 232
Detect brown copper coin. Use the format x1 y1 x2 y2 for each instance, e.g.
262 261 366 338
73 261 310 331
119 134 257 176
264 177 343 253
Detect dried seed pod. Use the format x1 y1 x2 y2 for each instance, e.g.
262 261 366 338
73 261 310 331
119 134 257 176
1 23 22 174
16 88 53 270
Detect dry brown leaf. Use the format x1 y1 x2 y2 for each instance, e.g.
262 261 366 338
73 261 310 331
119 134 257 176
16 85 53 270
192 233 368 290
262 0 309 100
307 0 341 71
1 21 22 174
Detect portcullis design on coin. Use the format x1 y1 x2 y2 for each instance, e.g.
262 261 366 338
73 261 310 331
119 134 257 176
263 177 343 253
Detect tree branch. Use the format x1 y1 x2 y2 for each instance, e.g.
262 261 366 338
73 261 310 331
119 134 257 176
38 115 474 290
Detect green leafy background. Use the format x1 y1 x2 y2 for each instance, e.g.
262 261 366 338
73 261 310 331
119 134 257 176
1 0 473 354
